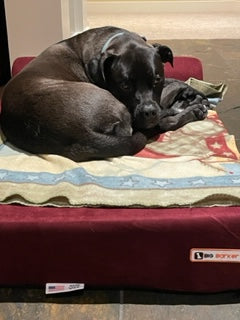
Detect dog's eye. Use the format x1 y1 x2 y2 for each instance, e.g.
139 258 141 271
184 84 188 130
153 74 161 87
120 81 131 91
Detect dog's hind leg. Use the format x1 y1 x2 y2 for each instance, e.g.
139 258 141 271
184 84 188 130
60 131 147 162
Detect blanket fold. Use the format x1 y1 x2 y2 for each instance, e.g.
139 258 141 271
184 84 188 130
185 77 228 99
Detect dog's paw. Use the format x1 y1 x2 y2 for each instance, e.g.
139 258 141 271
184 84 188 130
187 94 210 120
191 103 209 120
180 86 196 100
189 94 210 107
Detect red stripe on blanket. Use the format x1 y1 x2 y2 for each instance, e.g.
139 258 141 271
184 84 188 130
206 135 238 160
135 111 239 160
135 146 178 159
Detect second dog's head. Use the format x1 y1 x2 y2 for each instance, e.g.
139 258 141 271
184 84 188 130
87 32 173 130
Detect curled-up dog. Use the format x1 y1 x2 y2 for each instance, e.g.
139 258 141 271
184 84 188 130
0 26 209 161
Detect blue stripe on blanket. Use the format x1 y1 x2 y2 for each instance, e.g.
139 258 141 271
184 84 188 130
0 164 240 190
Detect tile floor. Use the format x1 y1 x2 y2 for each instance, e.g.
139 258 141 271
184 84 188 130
0 38 240 319
87 12 240 40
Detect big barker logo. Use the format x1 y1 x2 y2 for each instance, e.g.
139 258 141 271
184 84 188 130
190 249 240 263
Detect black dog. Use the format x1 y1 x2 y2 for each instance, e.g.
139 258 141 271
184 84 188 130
0 26 208 161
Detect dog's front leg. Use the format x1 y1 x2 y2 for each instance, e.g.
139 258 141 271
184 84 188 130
158 102 208 133
140 96 209 138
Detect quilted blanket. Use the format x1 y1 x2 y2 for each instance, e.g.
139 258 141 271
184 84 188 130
0 110 239 207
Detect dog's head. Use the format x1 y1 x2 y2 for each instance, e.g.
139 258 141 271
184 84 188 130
87 33 173 130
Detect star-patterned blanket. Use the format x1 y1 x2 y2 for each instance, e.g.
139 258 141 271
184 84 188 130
0 110 239 207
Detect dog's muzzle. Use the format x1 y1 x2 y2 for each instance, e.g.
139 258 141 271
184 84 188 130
133 102 161 129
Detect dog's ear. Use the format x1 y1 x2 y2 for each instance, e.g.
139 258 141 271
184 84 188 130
86 52 118 86
152 43 174 67
141 35 147 42
86 58 100 83
99 52 118 83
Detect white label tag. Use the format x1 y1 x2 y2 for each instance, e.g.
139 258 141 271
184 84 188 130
45 283 85 294
190 248 240 263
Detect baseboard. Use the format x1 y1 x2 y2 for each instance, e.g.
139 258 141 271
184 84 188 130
87 0 240 15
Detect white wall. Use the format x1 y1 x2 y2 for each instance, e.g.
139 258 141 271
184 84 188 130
5 0 87 65
5 0 63 65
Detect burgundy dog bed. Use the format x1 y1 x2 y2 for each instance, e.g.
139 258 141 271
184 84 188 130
0 56 240 292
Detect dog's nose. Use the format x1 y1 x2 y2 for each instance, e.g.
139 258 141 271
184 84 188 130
142 104 158 118
134 103 160 129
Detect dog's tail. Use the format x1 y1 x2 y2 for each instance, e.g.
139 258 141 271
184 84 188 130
64 132 147 162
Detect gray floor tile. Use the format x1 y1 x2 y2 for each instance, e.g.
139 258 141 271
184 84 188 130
123 290 240 320
0 288 120 320
122 304 240 320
